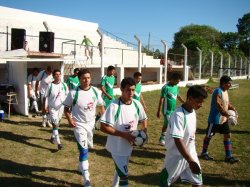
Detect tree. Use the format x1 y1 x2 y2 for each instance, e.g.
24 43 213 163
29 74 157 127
237 13 250 56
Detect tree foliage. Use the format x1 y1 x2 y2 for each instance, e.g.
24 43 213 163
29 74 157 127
237 12 250 56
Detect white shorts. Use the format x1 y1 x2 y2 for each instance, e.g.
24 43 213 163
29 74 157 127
163 152 202 186
111 154 129 177
74 125 94 149
48 106 64 125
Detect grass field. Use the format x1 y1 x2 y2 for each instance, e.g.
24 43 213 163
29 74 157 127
0 79 249 187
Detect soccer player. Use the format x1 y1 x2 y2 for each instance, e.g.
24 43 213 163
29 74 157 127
100 65 116 109
160 85 208 187
66 68 79 90
27 68 39 115
63 69 105 187
200 75 239 163
35 66 53 127
43 69 68 150
100 77 148 187
80 35 94 60
157 72 184 145
133 72 147 111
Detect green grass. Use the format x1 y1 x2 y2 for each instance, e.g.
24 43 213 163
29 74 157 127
0 79 250 186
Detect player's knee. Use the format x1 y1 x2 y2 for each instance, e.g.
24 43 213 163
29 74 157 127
79 147 88 161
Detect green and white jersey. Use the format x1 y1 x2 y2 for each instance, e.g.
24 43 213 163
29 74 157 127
101 75 115 99
161 83 179 115
36 70 53 95
63 86 104 131
66 75 79 90
133 82 142 101
100 98 148 156
44 82 68 110
165 106 197 155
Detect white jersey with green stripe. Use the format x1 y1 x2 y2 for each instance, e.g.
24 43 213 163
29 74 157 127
63 86 104 131
44 82 68 110
100 98 148 156
165 106 197 156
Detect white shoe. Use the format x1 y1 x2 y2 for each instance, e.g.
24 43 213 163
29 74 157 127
41 120 46 127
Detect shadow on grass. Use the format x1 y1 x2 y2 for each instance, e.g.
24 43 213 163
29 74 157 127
196 128 207 134
231 129 250 134
129 172 250 187
0 131 55 152
3 119 41 127
0 158 83 187
132 147 165 159
203 173 250 186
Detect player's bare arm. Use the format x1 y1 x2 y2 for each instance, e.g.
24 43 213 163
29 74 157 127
64 107 76 127
215 94 228 117
177 95 185 104
100 123 135 144
174 138 201 174
101 86 112 99
140 94 147 111
157 97 164 118
35 80 39 97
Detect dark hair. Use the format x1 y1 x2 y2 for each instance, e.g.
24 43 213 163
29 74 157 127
170 72 181 80
73 68 80 73
46 66 52 71
53 69 61 76
133 72 142 78
187 85 208 99
220 75 232 85
33 68 39 72
107 65 115 71
78 68 91 79
121 77 135 90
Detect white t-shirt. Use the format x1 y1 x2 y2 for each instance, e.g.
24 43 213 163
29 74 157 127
44 82 68 110
63 86 104 131
36 70 53 95
100 98 148 156
27 74 37 95
165 106 197 156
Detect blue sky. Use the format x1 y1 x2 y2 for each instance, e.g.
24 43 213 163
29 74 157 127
1 0 250 51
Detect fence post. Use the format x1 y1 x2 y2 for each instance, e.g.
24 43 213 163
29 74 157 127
227 53 231 76
218 51 223 78
134 35 142 72
196 47 202 80
161 40 168 83
209 49 214 78
181 44 188 81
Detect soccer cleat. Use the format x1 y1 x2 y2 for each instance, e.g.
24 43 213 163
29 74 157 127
158 136 165 146
84 180 92 187
58 144 63 150
201 153 214 160
225 156 239 164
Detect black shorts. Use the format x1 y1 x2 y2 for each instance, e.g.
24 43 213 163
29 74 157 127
205 122 230 137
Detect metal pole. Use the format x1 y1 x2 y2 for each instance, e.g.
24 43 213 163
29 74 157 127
227 53 231 76
134 35 142 72
209 49 214 78
218 51 223 78
97 29 105 78
240 56 242 77
6 26 9 51
234 56 237 77
196 47 202 80
181 44 188 81
161 40 168 83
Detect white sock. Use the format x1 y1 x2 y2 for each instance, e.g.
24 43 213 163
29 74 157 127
80 160 90 182
112 171 120 187
53 129 61 145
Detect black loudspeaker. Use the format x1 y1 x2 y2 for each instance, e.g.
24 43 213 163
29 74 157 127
11 28 26 50
39 32 54 52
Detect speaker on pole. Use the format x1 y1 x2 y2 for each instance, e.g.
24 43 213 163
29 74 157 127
39 32 54 52
11 28 26 50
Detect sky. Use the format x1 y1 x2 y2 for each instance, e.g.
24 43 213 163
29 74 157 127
1 0 250 51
